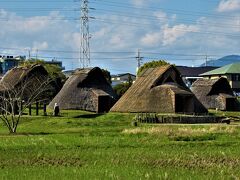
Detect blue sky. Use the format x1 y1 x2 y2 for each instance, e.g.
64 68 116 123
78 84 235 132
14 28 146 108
0 0 239 74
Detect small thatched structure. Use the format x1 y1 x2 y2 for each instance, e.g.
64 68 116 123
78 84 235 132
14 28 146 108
191 77 240 111
49 67 117 113
110 65 207 113
0 64 49 96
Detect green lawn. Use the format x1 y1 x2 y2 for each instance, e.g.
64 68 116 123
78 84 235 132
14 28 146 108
0 110 240 179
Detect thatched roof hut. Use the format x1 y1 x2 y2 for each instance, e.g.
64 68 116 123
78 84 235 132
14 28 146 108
0 64 48 90
191 77 240 111
0 64 50 101
110 65 207 113
49 67 117 113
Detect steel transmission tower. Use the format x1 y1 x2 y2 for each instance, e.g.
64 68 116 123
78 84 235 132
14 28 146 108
80 0 90 68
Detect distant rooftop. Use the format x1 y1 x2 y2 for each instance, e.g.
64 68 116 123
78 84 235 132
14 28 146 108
200 63 240 76
176 66 218 77
111 73 136 78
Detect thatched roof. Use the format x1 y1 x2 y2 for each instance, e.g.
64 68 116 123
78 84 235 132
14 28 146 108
191 77 240 111
111 65 207 113
48 67 117 113
0 64 48 91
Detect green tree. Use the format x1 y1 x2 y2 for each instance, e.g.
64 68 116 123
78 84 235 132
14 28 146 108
113 75 133 98
113 83 131 98
137 60 170 75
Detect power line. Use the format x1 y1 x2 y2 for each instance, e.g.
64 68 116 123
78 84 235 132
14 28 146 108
91 0 239 20
0 46 231 57
92 8 240 29
93 18 240 38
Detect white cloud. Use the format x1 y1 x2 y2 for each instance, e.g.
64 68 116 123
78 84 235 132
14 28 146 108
33 41 49 50
217 0 240 12
141 24 198 47
0 3 240 73
131 0 145 7
131 0 162 7
153 11 168 23
162 24 198 46
141 32 162 46
0 9 82 69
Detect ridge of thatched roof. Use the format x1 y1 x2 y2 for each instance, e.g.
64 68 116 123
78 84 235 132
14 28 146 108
191 77 233 96
111 65 207 113
137 65 187 88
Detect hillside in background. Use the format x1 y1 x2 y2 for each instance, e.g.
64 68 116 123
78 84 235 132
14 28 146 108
201 55 240 67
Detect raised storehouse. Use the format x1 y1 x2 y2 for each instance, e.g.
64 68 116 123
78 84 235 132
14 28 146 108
191 77 240 111
111 65 207 113
49 67 117 113
0 64 49 100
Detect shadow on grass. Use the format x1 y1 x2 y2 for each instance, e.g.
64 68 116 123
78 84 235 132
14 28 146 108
73 114 104 119
0 132 53 137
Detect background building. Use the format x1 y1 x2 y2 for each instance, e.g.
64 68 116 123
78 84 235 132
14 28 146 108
111 73 136 87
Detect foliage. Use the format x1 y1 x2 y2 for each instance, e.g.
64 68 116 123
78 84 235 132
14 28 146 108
0 111 240 179
137 60 170 75
21 60 66 99
113 74 133 97
21 59 66 83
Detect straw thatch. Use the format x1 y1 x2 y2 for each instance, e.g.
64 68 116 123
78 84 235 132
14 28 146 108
0 64 50 101
48 67 117 113
110 65 207 113
191 77 240 111
0 64 48 91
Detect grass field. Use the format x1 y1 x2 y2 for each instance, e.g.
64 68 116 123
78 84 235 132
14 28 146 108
0 110 240 179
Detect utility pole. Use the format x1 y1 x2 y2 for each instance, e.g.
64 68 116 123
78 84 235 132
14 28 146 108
205 54 208 67
136 49 143 76
80 0 91 68
28 50 31 60
36 49 38 60
136 49 143 69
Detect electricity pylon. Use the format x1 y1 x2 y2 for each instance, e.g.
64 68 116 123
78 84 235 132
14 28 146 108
80 0 91 68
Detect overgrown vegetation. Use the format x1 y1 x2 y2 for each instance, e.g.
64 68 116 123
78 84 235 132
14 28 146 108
0 110 240 179
137 60 170 75
21 59 66 84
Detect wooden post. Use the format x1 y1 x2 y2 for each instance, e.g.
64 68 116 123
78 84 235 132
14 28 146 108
29 104 32 116
43 103 47 116
36 102 39 116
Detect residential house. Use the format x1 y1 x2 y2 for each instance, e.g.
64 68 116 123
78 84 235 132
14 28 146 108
111 73 136 86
